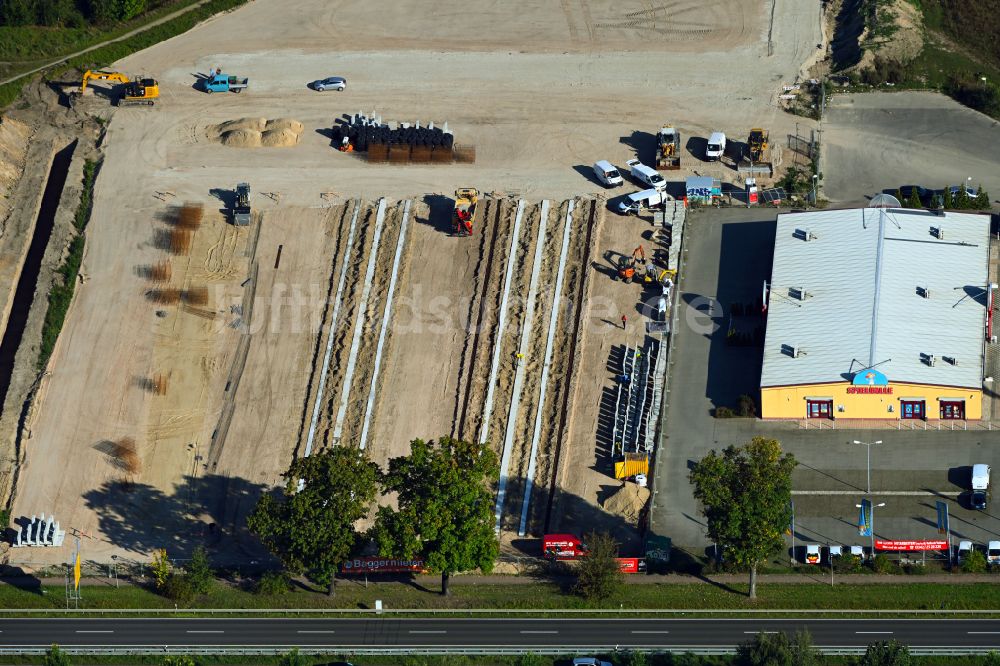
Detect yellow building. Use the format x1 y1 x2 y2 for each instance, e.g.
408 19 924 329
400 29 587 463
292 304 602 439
760 207 991 422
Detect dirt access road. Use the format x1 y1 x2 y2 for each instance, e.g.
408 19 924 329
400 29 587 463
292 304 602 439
8 0 822 565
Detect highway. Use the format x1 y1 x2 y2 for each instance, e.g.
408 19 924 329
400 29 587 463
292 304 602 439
1 617 1000 651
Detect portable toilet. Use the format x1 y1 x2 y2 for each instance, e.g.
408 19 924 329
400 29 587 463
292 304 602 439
746 177 759 206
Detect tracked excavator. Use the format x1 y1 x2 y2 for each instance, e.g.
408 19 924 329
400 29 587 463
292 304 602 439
73 70 159 106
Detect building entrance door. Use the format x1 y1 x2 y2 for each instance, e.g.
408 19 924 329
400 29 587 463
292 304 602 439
940 400 965 420
806 399 833 419
900 400 925 420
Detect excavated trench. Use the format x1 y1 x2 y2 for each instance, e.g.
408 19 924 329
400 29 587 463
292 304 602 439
0 139 77 419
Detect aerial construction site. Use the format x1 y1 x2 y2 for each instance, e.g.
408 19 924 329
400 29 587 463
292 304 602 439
0 0 824 566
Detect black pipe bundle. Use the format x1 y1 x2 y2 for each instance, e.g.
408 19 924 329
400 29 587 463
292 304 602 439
331 117 453 152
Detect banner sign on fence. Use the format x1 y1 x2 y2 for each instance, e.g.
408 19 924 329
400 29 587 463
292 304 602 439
341 557 428 574
874 539 948 551
616 558 646 574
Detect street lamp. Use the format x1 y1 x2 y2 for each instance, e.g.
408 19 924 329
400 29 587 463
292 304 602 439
812 174 819 204
852 439 882 494
111 554 119 589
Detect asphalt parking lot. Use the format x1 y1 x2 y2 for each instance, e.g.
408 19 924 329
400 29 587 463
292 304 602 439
651 207 1000 559
822 91 1000 204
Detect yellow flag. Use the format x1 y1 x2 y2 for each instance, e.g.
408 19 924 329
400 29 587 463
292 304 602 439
73 551 81 591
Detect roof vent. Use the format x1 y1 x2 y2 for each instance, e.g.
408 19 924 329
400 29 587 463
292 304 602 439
793 228 817 242
931 226 945 240
917 286 931 299
921 353 936 367
944 355 958 366
788 287 811 301
781 344 803 358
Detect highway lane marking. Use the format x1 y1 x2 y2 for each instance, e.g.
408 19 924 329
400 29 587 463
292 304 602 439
520 630 558 634
969 632 1000 634
631 630 670 634
297 630 336 634
408 630 446 634
75 630 112 634
186 630 224 634
744 631 779 634
856 632 893 634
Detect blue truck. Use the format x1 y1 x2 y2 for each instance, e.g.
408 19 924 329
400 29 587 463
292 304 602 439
202 73 248 94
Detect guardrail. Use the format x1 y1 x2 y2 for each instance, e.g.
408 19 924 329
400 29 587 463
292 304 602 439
3 608 1000 615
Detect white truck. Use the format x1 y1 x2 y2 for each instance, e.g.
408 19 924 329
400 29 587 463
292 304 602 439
618 188 671 215
592 160 623 187
705 131 726 161
972 463 990 510
625 159 666 191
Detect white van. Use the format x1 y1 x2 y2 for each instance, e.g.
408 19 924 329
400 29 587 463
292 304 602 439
705 131 726 161
592 160 623 187
989 540 1000 566
618 188 670 215
625 159 666 191
972 463 990 510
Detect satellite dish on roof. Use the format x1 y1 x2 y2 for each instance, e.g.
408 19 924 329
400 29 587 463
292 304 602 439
869 193 901 208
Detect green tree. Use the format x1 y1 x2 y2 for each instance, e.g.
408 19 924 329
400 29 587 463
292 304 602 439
955 184 971 209
626 651 649 666
120 0 146 20
44 645 71 666
573 531 624 601
906 188 923 209
689 437 796 599
962 549 987 573
372 436 499 595
185 545 213 595
278 648 308 666
736 631 793 665
248 447 380 596
942 185 953 209
983 651 1000 666
859 639 911 666
975 186 991 210
150 548 171 590
894 188 904 206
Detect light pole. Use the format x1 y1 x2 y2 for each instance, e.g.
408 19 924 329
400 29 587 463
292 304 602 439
812 174 819 204
111 555 119 589
853 439 882 494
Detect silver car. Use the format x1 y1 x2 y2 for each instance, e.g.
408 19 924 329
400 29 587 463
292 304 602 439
312 76 347 92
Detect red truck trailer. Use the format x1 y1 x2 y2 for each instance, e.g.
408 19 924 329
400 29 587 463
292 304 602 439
542 534 589 559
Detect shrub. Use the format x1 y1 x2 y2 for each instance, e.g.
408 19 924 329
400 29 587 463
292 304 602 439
962 549 987 573
255 570 291 595
870 553 897 574
150 548 171 590
737 394 757 418
714 406 736 418
163 574 195 604
834 554 864 574
185 545 214 595
573 531 624 601
945 74 1000 117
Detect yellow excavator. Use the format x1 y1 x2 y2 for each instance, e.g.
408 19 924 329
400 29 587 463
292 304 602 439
73 70 159 107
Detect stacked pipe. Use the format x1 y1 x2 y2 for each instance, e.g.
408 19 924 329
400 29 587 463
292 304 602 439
331 112 454 158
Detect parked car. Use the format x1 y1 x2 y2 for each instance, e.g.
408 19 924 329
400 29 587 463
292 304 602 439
827 544 843 562
592 160 623 187
930 185 979 208
898 184 931 205
805 544 820 565
988 541 1000 566
574 658 612 666
849 545 866 560
956 540 973 564
311 76 347 91
972 463 990 511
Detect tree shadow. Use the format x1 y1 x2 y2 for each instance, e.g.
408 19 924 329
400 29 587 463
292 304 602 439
82 474 271 563
0 565 43 595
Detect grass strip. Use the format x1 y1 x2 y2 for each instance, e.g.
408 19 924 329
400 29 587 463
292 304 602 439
3 579 1000 613
36 158 98 372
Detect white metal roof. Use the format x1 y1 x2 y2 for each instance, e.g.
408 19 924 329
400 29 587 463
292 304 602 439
761 208 990 389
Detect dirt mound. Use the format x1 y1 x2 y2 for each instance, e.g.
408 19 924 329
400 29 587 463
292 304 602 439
264 118 304 133
260 128 300 147
214 117 267 134
601 482 650 523
0 117 31 199
220 129 262 147
212 117 303 148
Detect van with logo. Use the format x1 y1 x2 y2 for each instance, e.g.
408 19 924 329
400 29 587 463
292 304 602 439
617 188 671 215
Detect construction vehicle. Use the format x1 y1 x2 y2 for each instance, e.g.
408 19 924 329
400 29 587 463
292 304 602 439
74 70 159 106
655 126 681 170
232 182 252 226
617 245 649 282
747 128 769 163
202 71 249 94
453 188 479 236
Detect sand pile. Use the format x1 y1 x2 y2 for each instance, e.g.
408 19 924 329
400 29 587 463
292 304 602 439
601 482 650 523
210 116 303 148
